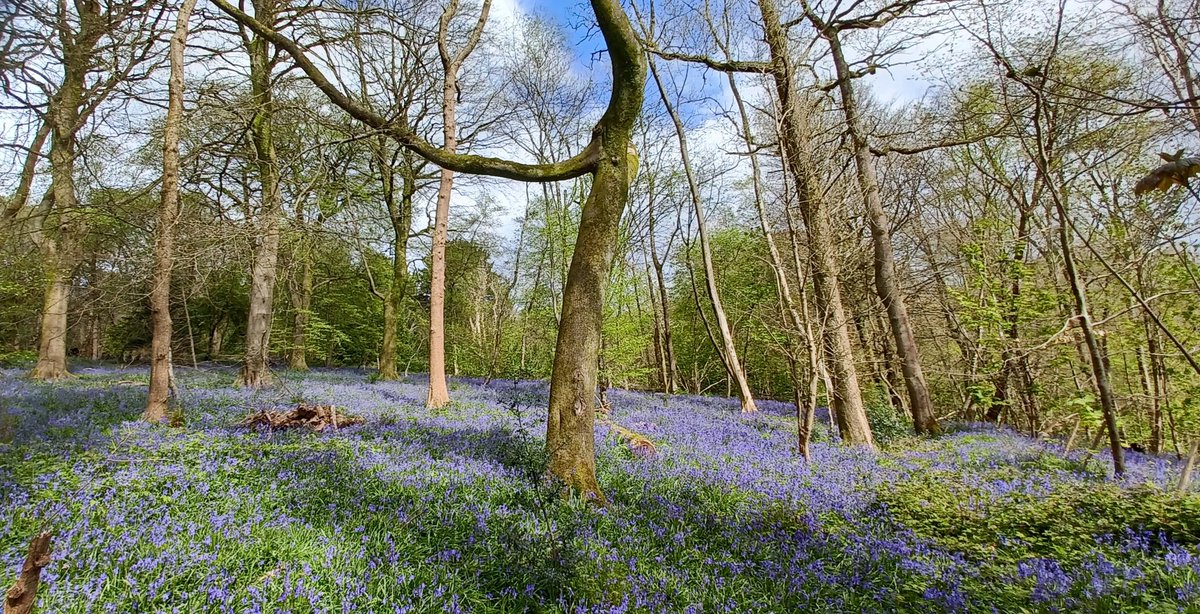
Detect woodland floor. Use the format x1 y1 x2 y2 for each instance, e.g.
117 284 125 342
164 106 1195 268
1 364 1198 613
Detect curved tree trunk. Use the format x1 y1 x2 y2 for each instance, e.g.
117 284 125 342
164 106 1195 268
542 0 645 502
546 143 637 503
145 0 199 421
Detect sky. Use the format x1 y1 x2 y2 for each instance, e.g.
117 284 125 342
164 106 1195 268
459 0 944 246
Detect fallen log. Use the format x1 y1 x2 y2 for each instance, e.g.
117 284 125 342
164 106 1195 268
598 416 656 458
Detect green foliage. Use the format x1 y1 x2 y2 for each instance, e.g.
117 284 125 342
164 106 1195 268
0 350 37 369
877 475 1200 564
865 390 912 444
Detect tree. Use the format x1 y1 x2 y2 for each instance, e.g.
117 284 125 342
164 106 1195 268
1 0 166 380
212 0 647 501
801 0 941 435
236 0 287 388
644 52 758 413
427 0 492 408
145 0 200 422
758 0 875 447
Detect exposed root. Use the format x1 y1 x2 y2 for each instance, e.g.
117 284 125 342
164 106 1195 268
598 416 657 458
4 531 52 614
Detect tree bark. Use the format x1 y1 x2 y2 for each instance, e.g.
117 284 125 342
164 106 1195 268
237 0 283 389
30 51 87 381
144 0 198 422
426 0 491 408
821 28 937 435
209 315 227 359
758 0 873 447
31 265 71 380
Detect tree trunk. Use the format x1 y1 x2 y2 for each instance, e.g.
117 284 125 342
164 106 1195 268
31 264 71 380
288 250 312 371
426 120 454 406
209 315 227 359
30 66 86 381
377 152 416 381
427 0 490 408
824 30 937 435
546 142 636 503
647 196 679 393
237 1 283 389
1054 207 1124 473
648 59 756 412
145 0 198 422
759 0 872 447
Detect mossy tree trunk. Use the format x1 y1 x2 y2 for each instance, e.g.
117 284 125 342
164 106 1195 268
237 0 283 389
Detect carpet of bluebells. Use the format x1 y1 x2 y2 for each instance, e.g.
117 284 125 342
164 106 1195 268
2 364 1199 613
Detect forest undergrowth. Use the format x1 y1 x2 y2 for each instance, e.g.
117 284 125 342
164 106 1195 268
1 364 1198 613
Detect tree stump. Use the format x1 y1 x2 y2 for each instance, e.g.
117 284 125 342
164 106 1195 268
4 531 51 614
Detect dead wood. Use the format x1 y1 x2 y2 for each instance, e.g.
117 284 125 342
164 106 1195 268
238 403 363 431
4 531 51 614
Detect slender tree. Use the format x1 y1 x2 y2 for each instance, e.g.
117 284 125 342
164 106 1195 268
645 54 758 413
144 0 200 422
427 0 492 408
803 2 940 434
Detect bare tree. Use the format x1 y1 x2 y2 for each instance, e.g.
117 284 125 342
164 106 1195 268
145 0 200 422
644 52 758 413
801 0 941 434
427 0 491 408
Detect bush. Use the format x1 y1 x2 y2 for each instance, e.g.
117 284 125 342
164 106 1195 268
875 475 1200 564
866 394 912 444
0 349 37 368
